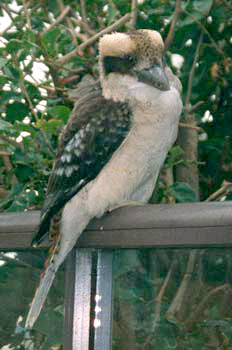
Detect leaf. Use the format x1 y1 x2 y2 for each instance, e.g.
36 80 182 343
36 118 63 133
7 200 27 212
13 122 36 137
15 164 34 181
0 183 24 210
170 182 197 202
178 0 213 27
107 3 119 24
26 82 41 101
41 27 61 56
0 118 13 131
0 91 22 104
12 148 27 163
193 0 214 14
48 105 71 122
7 39 22 55
6 102 30 122
0 57 8 70
0 76 9 86
24 28 37 44
166 146 184 167
2 63 20 81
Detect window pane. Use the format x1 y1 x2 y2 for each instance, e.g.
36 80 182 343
112 248 232 349
0 250 64 349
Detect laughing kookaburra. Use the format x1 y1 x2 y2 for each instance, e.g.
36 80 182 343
25 29 182 329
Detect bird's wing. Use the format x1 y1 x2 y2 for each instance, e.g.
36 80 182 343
32 82 131 245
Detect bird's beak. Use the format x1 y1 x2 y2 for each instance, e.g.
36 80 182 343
136 64 170 91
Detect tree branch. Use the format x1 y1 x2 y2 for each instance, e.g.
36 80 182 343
143 261 175 348
0 151 11 156
40 5 71 37
188 100 204 112
71 16 96 36
130 0 138 29
0 21 14 36
166 250 198 323
205 180 232 201
185 31 203 109
221 0 232 9
183 9 225 57
185 284 230 331
0 3 14 21
0 135 24 151
0 253 41 272
19 79 54 156
55 13 132 65
22 0 32 30
176 33 203 199
0 153 18 185
179 122 203 132
162 167 176 203
164 0 182 51
79 0 94 35
57 0 79 44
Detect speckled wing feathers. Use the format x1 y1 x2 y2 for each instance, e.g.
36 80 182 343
32 82 131 245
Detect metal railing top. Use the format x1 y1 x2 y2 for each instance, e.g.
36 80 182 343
0 201 232 249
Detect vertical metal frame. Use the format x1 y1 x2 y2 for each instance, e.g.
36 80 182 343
64 248 93 350
94 250 113 350
63 249 76 349
64 248 114 350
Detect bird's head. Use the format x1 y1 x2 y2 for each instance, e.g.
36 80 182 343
99 29 170 101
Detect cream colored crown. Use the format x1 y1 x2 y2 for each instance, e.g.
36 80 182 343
99 32 136 57
141 29 164 50
99 30 164 58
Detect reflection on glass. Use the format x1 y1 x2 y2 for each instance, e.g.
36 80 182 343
1 248 231 349
113 249 232 349
0 250 64 350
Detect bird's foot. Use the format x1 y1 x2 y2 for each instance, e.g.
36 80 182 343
108 201 145 212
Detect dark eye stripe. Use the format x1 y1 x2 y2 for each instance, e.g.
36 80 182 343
103 55 137 75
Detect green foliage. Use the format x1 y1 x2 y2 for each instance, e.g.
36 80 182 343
0 0 230 212
169 181 197 202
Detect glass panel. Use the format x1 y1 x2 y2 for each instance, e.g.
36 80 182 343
112 248 232 350
0 250 64 349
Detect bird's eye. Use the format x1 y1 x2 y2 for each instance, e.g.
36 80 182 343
125 55 137 65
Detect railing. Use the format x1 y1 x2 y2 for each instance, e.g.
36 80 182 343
0 201 232 349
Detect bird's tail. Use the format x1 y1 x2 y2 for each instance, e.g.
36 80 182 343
25 259 59 329
25 202 91 329
25 224 81 329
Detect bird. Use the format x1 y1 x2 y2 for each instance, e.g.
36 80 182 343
25 29 182 329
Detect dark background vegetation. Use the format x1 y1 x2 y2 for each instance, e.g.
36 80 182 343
0 0 231 349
